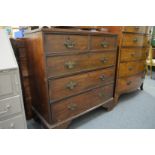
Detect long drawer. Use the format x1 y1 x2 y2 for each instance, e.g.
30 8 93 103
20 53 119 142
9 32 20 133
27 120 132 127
49 67 115 102
0 96 22 119
120 48 147 62
0 115 26 129
51 84 114 123
44 34 89 54
117 73 145 94
47 51 116 78
119 61 145 77
121 34 150 47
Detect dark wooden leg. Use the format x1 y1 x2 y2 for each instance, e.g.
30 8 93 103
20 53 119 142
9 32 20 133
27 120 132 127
103 94 120 111
140 83 143 90
114 94 119 104
104 104 115 111
102 100 116 111
53 121 72 129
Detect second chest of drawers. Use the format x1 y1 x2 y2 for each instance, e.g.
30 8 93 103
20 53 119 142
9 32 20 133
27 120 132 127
105 26 152 102
25 28 118 128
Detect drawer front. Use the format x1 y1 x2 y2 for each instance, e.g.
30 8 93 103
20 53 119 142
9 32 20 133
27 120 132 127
123 26 148 34
0 96 22 119
44 34 88 53
47 51 116 78
120 48 147 62
119 61 145 77
0 115 26 129
0 70 19 100
117 73 144 93
51 84 114 123
122 34 150 47
49 67 115 102
91 36 116 50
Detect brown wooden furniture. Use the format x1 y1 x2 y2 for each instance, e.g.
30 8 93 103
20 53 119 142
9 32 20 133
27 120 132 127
10 38 33 120
105 26 152 102
25 28 118 128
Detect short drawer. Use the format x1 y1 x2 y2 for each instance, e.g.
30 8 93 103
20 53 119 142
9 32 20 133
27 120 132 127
44 34 89 54
0 115 26 129
49 67 115 102
122 34 150 47
47 51 116 78
117 73 144 94
120 48 147 62
0 96 22 119
123 26 148 34
119 61 145 77
90 35 117 50
51 84 114 123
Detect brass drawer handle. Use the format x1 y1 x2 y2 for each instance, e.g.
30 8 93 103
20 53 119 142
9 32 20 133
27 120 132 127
99 92 105 98
67 104 77 111
127 81 132 85
100 57 108 63
101 42 109 48
64 39 75 48
133 38 138 42
128 66 133 71
100 75 105 81
66 81 77 90
65 61 76 69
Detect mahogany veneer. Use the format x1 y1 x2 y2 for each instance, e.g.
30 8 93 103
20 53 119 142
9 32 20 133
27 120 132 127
25 28 118 128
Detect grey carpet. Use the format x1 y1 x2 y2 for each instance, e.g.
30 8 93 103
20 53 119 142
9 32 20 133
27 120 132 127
27 73 155 129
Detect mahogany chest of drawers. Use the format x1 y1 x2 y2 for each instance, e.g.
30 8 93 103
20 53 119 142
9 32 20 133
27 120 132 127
25 28 118 128
105 26 152 102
